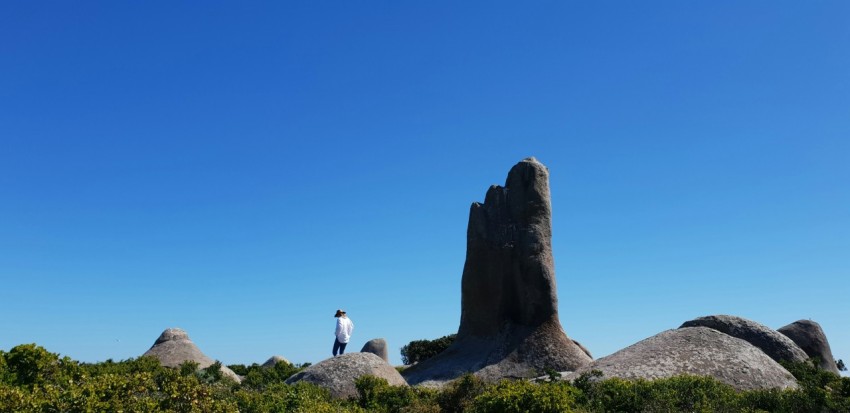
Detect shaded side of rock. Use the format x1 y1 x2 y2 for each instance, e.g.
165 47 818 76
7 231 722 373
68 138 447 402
285 352 406 399
361 338 389 362
680 315 808 364
403 158 592 387
565 327 798 391
778 320 840 374
143 327 241 382
262 355 290 368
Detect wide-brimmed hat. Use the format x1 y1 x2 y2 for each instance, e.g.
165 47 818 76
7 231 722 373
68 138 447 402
334 309 346 317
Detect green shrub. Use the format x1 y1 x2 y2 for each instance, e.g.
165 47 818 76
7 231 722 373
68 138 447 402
0 385 30 412
0 351 11 385
234 381 359 413
574 373 743 413
178 360 200 377
232 360 305 390
772 360 850 413
400 334 456 365
199 361 225 384
4 344 79 388
355 375 438 413
640 375 740 413
470 379 579 413
437 373 486 413
79 355 164 376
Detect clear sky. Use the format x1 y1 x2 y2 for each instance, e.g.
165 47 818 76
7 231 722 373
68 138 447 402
1 2 848 370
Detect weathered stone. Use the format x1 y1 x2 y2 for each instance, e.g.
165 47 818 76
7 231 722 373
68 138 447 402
143 328 241 382
361 338 389 362
778 320 840 374
403 158 592 386
262 355 290 368
285 352 406 399
680 315 808 364
564 327 798 391
572 339 593 359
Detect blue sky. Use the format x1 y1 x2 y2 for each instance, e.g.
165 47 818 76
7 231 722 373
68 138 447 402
1 2 848 370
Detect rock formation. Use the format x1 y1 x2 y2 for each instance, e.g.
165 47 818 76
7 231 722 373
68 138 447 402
361 338 389 363
262 355 290 368
565 327 798 391
285 352 406 399
680 315 808 364
143 328 241 382
402 157 592 386
778 320 840 374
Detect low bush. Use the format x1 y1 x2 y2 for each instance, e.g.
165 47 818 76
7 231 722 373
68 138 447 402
470 379 579 413
355 375 439 413
234 382 358 413
228 360 305 390
436 373 486 413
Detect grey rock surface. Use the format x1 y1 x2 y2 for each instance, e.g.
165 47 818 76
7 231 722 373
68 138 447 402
778 320 840 374
262 355 291 368
285 352 407 399
564 327 798 391
680 315 808 364
143 328 241 382
361 338 389 362
403 158 592 386
572 339 593 359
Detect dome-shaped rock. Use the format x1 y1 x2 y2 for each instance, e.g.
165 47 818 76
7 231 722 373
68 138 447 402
285 352 406 399
565 327 798 391
680 315 808 364
262 355 290 368
143 328 241 382
778 320 840 374
361 338 389 362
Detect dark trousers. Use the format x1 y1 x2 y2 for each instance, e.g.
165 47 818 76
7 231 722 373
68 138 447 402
333 338 348 356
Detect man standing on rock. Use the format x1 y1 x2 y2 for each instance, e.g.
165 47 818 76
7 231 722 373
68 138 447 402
333 309 354 356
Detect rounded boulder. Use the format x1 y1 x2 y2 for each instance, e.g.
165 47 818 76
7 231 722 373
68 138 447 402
566 327 798 391
285 352 407 399
262 355 291 368
680 315 808 364
778 320 840 374
360 338 389 362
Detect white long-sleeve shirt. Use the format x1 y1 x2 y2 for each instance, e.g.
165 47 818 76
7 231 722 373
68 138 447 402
335 316 354 343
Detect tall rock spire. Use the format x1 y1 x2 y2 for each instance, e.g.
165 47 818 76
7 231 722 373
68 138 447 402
403 157 592 386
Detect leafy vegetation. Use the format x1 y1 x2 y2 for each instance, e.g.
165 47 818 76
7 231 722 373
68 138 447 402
1 343 848 412
400 334 456 365
226 361 307 390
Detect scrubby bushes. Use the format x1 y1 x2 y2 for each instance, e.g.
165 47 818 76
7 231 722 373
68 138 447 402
570 362 850 413
435 374 486 413
470 379 579 413
1 343 849 412
227 360 305 390
400 334 456 365
233 382 355 413
573 373 742 412
355 375 438 413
